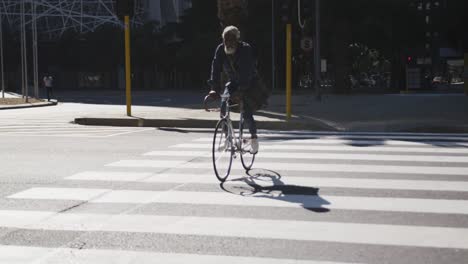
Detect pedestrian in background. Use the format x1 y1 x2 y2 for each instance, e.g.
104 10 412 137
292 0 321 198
43 75 54 101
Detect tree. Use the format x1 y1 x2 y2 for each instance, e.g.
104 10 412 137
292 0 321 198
217 0 248 30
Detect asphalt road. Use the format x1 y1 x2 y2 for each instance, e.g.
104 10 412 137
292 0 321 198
1 103 468 263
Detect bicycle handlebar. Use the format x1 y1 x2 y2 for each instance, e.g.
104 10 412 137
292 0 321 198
204 93 221 112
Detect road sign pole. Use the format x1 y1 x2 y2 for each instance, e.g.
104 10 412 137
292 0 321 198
0 15 4 99
124 15 132 116
286 23 292 119
314 0 321 100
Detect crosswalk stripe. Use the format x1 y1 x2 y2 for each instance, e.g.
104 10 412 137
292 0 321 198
66 171 468 192
143 150 468 163
0 210 467 249
0 129 138 134
172 143 468 154
0 131 128 135
257 130 468 136
255 132 468 141
0 210 55 227
67 171 154 182
0 245 358 264
106 159 468 176
8 188 468 215
0 125 134 130
194 137 468 147
7 188 109 201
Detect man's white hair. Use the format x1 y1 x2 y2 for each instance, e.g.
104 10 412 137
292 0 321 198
222 26 241 40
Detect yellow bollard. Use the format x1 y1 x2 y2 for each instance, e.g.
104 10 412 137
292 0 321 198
286 24 292 119
125 15 132 116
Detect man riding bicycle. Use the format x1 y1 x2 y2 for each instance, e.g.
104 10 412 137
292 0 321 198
207 26 260 154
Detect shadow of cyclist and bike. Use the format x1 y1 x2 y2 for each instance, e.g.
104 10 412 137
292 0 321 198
220 168 330 213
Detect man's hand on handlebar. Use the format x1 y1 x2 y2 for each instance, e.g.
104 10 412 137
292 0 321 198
204 90 221 112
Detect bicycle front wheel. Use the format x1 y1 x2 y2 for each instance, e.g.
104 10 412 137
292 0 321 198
212 119 233 182
240 118 256 171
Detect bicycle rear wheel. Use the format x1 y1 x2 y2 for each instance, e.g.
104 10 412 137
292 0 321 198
240 118 256 171
212 119 233 182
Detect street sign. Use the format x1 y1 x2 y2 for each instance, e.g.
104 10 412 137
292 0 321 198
301 37 313 52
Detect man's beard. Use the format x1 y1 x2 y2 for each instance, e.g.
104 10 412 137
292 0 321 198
225 46 236 55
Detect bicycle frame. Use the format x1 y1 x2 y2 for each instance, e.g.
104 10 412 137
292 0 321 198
212 90 256 181
220 92 245 155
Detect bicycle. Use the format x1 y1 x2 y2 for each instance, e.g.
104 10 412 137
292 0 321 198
204 85 256 182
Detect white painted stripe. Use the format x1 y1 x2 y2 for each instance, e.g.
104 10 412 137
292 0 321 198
255 132 468 141
93 190 163 204
172 143 468 154
7 188 109 201
256 130 468 137
143 173 218 183
0 126 136 131
144 150 468 163
91 190 468 215
8 187 468 214
0 245 55 264
107 160 468 175
1 210 467 249
277 139 468 147
194 137 468 147
0 130 132 135
143 173 468 192
63 171 468 192
0 210 54 227
103 128 154 137
0 246 356 264
0 134 109 138
66 171 153 182
144 150 209 157
0 125 141 130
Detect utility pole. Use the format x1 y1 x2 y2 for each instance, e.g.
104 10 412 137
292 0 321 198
116 0 134 116
124 15 132 116
32 0 39 98
20 0 28 103
271 0 275 91
286 23 292 119
314 0 321 100
0 15 5 99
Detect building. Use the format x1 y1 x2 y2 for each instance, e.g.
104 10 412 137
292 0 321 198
143 0 192 26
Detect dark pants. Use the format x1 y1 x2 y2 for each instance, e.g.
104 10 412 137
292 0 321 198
242 95 257 138
46 86 53 101
220 87 257 138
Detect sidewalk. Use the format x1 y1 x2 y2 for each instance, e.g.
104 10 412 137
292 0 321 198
0 92 57 110
72 90 468 133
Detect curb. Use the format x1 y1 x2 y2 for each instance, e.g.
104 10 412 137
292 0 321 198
74 117 468 133
73 117 336 131
397 125 468 134
0 100 58 110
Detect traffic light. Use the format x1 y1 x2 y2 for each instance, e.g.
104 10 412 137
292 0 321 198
280 0 292 23
115 0 134 20
406 55 417 66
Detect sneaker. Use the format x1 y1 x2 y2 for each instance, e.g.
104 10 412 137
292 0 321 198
250 138 259 154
